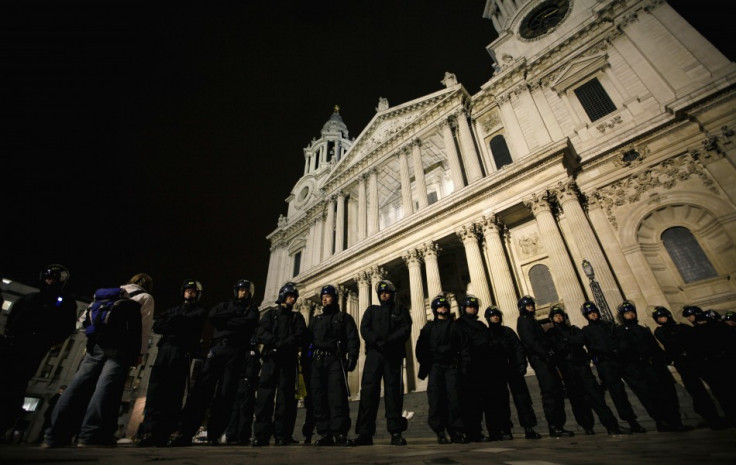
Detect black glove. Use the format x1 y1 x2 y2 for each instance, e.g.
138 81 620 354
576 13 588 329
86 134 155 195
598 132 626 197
375 340 386 351
346 355 357 372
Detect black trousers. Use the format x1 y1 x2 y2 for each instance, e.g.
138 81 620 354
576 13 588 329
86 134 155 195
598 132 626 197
176 344 242 440
0 341 50 433
675 361 721 423
558 360 618 429
138 344 191 441
506 369 538 428
528 355 566 428
593 359 637 422
225 350 260 442
698 357 736 425
355 349 407 436
311 354 351 436
620 359 681 425
426 364 463 436
253 353 298 441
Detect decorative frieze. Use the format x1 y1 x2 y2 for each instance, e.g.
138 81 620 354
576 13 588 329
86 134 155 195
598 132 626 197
596 115 623 133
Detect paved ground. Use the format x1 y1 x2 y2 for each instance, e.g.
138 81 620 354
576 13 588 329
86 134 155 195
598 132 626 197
1 427 734 465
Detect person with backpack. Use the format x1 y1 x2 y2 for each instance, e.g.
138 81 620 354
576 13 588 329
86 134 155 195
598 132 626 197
137 279 208 447
168 279 259 446
354 280 412 446
251 282 307 447
1 265 78 439
43 272 154 448
415 294 466 444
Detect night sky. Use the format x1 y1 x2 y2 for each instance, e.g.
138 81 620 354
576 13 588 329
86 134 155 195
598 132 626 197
2 1 732 312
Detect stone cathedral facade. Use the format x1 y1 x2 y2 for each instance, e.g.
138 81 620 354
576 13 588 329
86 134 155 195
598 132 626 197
263 0 736 394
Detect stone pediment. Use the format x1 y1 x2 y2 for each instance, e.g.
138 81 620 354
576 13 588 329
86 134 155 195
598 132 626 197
549 53 608 92
333 87 458 175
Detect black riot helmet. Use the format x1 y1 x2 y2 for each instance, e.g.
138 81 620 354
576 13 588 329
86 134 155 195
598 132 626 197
617 300 637 316
682 305 703 319
460 294 480 314
276 281 299 304
703 309 722 322
581 301 600 319
484 305 503 324
233 279 255 299
39 264 70 291
320 284 338 298
430 294 451 317
518 295 535 314
375 280 396 300
724 311 735 323
548 304 567 322
652 306 672 324
181 279 203 302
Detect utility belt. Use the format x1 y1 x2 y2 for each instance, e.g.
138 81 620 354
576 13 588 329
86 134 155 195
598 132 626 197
212 337 243 348
313 347 339 360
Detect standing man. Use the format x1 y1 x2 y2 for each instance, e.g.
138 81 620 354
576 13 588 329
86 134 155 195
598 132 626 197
484 306 542 440
307 285 360 446
354 280 412 446
516 295 573 438
137 279 207 447
615 301 692 433
415 294 466 444
1 264 78 438
44 272 154 448
546 305 628 435
651 306 728 430
252 282 307 447
169 279 259 446
580 301 646 433
225 332 261 445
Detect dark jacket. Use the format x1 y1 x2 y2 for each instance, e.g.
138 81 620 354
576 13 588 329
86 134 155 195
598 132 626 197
153 301 208 354
488 323 528 375
454 313 492 376
209 298 260 347
415 317 461 380
307 302 360 361
581 318 621 363
5 289 77 349
546 321 590 364
360 300 411 359
257 305 307 357
517 312 552 360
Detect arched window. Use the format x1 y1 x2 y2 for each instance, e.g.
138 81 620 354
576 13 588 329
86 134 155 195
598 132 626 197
662 226 717 283
490 135 513 169
529 264 559 305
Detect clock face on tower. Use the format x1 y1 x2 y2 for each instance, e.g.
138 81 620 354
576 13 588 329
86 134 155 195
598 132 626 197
519 0 571 40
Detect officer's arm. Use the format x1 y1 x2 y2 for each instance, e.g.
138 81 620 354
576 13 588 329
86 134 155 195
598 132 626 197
256 311 275 348
360 307 381 345
345 315 360 360
387 308 412 343
283 313 307 348
517 318 547 357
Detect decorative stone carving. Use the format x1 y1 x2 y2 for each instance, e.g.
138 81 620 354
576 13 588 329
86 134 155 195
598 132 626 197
595 153 719 228
442 72 458 88
456 223 479 243
278 214 288 227
518 232 541 257
376 97 389 112
402 248 423 266
480 112 501 133
596 115 623 133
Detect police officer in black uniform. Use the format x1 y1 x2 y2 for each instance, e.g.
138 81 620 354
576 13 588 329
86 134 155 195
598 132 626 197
546 304 628 435
415 294 466 444
516 295 573 437
169 279 259 446
455 295 499 442
252 282 307 447
484 305 542 440
580 301 646 433
307 285 360 446
615 301 691 432
1 264 77 437
690 306 736 427
138 279 207 447
354 280 412 446
651 306 728 429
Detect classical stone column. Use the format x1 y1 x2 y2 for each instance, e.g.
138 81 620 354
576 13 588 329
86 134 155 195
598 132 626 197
323 197 336 258
358 174 367 241
480 215 519 321
312 210 325 265
554 182 624 311
335 192 345 253
264 242 282 303
440 119 466 190
456 223 492 310
524 192 586 326
456 109 483 183
403 248 426 391
399 148 414 218
344 288 361 398
411 140 429 209
422 241 443 298
368 169 379 235
586 195 646 307
304 219 316 270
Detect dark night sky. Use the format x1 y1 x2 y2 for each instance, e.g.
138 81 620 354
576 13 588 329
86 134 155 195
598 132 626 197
2 1 732 311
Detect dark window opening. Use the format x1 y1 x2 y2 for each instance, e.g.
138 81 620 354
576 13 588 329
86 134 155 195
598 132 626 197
574 78 616 122
490 135 513 169
662 226 717 283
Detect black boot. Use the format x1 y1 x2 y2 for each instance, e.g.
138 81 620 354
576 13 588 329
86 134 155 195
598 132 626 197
437 433 449 444
549 426 575 438
583 428 595 435
524 427 542 439
390 433 407 446
314 435 334 446
606 425 630 436
500 430 513 440
354 434 373 446
628 420 646 433
334 434 354 447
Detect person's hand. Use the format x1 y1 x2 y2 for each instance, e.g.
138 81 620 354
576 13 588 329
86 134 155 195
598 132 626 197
346 355 357 372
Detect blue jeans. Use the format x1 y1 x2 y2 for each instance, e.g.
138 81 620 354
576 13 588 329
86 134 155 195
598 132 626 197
45 343 130 445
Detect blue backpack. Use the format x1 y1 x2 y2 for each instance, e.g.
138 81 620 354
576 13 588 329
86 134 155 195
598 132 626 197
84 287 142 337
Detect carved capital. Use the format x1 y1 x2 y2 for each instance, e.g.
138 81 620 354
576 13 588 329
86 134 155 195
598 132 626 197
355 271 371 286
421 241 441 260
523 192 553 216
456 223 479 243
403 248 423 267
